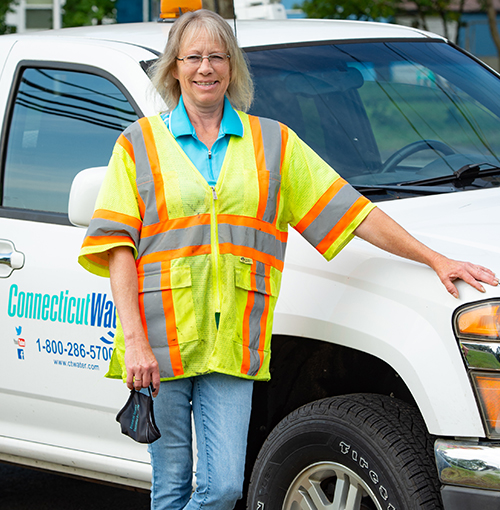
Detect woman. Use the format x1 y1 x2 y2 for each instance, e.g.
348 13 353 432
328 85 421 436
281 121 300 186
79 9 498 510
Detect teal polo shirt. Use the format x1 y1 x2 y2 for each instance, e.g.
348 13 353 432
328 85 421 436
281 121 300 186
161 96 244 187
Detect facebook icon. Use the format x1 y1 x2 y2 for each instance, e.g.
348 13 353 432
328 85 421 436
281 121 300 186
17 349 24 360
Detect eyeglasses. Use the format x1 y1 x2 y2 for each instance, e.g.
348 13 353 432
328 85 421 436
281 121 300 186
176 53 231 68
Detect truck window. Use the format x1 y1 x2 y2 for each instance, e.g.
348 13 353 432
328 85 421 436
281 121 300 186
2 67 139 215
247 41 500 196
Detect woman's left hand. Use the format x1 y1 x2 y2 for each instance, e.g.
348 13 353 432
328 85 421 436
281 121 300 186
355 207 498 298
428 254 499 298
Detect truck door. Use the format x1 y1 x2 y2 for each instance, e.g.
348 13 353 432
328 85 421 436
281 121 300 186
0 38 155 483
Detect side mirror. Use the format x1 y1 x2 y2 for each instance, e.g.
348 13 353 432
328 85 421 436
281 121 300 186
68 166 107 227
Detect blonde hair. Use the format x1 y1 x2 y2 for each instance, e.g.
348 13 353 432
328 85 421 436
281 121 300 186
150 9 254 112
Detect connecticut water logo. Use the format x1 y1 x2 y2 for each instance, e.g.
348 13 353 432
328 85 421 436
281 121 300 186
7 285 117 331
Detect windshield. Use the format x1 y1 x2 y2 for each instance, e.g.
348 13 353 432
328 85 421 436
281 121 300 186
246 41 500 200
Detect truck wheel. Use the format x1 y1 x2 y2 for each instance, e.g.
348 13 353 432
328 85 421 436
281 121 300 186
247 394 442 510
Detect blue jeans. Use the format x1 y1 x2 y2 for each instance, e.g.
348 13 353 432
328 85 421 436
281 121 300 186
148 373 254 510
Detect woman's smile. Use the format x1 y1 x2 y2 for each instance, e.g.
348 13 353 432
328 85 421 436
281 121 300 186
173 31 230 113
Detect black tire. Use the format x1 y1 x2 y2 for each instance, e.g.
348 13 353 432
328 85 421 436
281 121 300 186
247 394 442 510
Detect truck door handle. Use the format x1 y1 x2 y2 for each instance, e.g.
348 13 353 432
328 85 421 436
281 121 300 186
0 239 25 278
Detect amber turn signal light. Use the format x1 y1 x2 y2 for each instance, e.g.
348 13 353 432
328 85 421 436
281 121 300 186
472 372 500 438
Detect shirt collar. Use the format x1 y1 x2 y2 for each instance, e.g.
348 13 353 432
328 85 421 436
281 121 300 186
169 96 244 139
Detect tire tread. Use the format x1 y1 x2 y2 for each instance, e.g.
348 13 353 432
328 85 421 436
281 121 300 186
248 393 442 510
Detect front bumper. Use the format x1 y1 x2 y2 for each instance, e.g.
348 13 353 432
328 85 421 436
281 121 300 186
435 439 500 510
441 486 500 510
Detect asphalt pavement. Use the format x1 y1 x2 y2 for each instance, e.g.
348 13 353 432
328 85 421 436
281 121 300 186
0 462 151 509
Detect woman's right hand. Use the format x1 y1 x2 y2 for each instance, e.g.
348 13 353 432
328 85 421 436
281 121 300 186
124 335 161 396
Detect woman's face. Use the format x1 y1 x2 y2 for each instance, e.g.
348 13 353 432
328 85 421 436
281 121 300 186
173 29 231 113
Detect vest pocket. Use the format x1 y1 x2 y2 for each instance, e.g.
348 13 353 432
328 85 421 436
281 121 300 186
234 262 274 377
234 262 275 296
139 265 198 346
140 265 192 292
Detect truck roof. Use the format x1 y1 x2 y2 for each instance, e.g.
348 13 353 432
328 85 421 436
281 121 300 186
1 19 444 54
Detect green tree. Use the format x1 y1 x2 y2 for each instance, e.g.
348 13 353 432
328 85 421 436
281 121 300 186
298 0 464 43
298 0 400 21
0 0 17 34
482 0 500 69
408 0 461 40
203 0 235 18
63 0 116 27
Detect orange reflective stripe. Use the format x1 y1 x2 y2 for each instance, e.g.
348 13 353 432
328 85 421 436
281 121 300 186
138 193 146 220
138 292 148 338
316 195 371 254
241 291 255 375
219 243 284 272
217 214 288 242
294 178 347 234
84 252 107 267
264 262 271 295
92 209 142 231
161 261 184 376
81 235 134 248
138 117 169 221
117 133 135 162
279 122 289 170
248 116 269 220
141 214 211 238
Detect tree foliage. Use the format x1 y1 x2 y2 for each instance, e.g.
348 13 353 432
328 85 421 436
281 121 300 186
63 0 116 27
482 0 500 69
0 0 17 34
298 0 462 39
298 0 399 21
406 0 462 39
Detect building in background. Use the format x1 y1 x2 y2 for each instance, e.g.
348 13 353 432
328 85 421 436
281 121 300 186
456 0 500 70
6 0 62 32
395 0 500 70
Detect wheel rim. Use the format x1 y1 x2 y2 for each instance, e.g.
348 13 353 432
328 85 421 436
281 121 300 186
282 461 383 510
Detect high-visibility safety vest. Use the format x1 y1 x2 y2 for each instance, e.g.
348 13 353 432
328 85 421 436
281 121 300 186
79 111 375 382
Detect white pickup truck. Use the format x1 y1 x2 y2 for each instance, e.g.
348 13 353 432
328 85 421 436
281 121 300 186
1 17 500 510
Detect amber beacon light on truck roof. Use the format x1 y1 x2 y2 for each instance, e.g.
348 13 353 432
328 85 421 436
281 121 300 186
159 0 203 18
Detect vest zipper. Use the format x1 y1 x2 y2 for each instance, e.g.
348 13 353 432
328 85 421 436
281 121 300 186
208 149 213 185
211 185 221 314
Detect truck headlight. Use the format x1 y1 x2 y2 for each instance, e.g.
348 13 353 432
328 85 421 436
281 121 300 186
454 300 500 439
456 302 500 339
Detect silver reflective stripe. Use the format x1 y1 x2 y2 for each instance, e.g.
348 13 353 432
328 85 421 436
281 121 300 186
141 261 162 292
154 346 175 379
254 261 267 294
247 291 266 376
138 224 211 259
142 287 175 378
123 124 161 226
88 218 140 246
218 224 286 263
302 183 362 248
259 117 282 224
245 261 268 376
